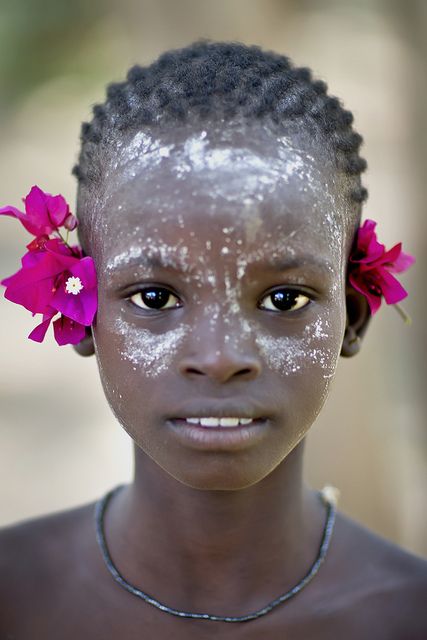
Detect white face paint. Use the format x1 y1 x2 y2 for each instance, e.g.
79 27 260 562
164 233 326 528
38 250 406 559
95 119 348 385
106 239 191 273
113 317 191 378
254 316 337 379
82 118 358 493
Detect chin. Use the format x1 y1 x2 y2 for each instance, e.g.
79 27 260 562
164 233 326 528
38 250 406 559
159 457 276 492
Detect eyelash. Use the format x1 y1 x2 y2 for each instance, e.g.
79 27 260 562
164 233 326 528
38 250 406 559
127 286 313 314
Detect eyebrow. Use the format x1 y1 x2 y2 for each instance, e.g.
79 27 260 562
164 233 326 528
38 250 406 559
107 252 333 276
107 253 189 274
254 256 333 274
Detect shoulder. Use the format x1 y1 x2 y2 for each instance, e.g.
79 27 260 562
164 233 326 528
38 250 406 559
0 499 96 629
334 508 427 583
321 508 427 639
0 499 94 568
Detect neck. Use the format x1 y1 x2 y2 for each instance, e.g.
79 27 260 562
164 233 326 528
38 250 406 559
103 439 326 616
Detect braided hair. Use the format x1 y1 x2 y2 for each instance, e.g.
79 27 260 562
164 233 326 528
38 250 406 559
72 40 368 250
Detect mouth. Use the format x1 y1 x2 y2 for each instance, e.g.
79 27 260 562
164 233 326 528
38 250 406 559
166 416 271 450
169 416 265 428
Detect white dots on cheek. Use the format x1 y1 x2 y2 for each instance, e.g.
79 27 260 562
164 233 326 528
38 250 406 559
255 333 305 375
254 316 341 381
113 317 191 378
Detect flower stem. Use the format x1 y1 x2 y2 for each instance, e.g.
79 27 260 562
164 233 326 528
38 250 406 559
54 229 76 254
394 303 412 325
55 229 68 245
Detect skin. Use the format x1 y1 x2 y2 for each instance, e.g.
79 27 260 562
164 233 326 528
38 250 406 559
87 120 353 493
1 118 426 639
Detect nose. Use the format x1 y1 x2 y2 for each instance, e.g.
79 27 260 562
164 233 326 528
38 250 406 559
178 326 262 384
179 348 262 383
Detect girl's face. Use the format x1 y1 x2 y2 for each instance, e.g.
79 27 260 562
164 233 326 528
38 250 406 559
88 119 351 490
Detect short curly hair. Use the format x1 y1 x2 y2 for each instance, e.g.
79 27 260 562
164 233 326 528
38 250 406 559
72 39 368 251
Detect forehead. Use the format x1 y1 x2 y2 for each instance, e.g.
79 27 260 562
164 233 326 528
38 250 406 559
94 120 349 267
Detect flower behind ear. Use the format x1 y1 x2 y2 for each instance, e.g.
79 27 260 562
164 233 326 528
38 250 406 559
0 186 97 346
0 185 77 236
348 219 415 318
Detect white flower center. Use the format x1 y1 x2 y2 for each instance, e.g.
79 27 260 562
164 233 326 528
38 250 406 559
65 276 84 295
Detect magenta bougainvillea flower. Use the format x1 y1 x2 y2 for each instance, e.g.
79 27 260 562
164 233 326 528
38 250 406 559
348 219 415 315
0 185 77 236
0 186 97 346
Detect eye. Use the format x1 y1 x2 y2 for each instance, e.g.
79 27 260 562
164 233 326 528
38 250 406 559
259 288 312 313
128 286 181 311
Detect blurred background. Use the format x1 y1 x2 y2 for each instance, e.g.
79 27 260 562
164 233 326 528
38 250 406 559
0 0 426 556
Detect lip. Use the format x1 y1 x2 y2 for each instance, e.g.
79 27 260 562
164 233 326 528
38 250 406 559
166 417 271 451
167 401 269 422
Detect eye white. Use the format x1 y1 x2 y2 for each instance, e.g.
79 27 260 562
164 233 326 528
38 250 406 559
260 290 311 312
129 288 180 310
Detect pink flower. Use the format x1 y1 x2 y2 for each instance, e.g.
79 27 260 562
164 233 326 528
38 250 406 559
0 185 77 237
1 186 97 346
348 219 415 315
1 238 97 345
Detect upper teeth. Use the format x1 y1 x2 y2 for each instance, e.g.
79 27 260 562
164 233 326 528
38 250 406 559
185 417 254 427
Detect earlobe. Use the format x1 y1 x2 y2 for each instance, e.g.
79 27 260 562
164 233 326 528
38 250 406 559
340 283 371 358
72 325 95 357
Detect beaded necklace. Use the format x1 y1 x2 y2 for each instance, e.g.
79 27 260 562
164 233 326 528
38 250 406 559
94 483 339 623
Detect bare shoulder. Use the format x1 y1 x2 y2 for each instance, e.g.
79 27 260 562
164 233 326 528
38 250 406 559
0 499 96 631
335 508 427 582
0 498 94 570
322 508 427 639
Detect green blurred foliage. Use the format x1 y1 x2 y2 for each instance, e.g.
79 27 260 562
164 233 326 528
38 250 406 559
0 0 106 109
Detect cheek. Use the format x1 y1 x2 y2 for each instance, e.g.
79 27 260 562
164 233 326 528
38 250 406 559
255 316 340 378
112 317 191 378
254 311 344 427
91 300 191 443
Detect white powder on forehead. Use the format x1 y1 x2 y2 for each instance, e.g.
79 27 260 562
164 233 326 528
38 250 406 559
114 317 190 378
91 128 350 279
168 132 321 206
102 129 338 210
110 131 175 175
181 132 307 176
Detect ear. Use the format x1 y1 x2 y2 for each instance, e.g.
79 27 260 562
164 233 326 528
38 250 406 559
340 282 371 358
72 324 95 357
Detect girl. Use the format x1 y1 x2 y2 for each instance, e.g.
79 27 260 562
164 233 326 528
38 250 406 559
0 40 426 639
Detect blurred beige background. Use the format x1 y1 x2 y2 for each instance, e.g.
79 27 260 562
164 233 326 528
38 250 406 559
0 0 426 556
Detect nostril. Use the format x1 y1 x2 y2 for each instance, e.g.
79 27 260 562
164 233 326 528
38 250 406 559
186 367 205 376
238 368 253 376
179 353 262 382
182 365 259 379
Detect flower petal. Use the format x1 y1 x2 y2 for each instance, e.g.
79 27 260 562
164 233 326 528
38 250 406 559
1 187 75 238
44 238 83 265
353 219 384 264
53 315 86 345
27 308 57 342
388 249 416 273
375 267 409 304
2 267 56 313
46 194 69 228
23 186 55 235
0 247 75 314
51 277 97 325
21 247 49 269
50 256 98 325
349 273 382 315
0 204 43 236
70 256 97 290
